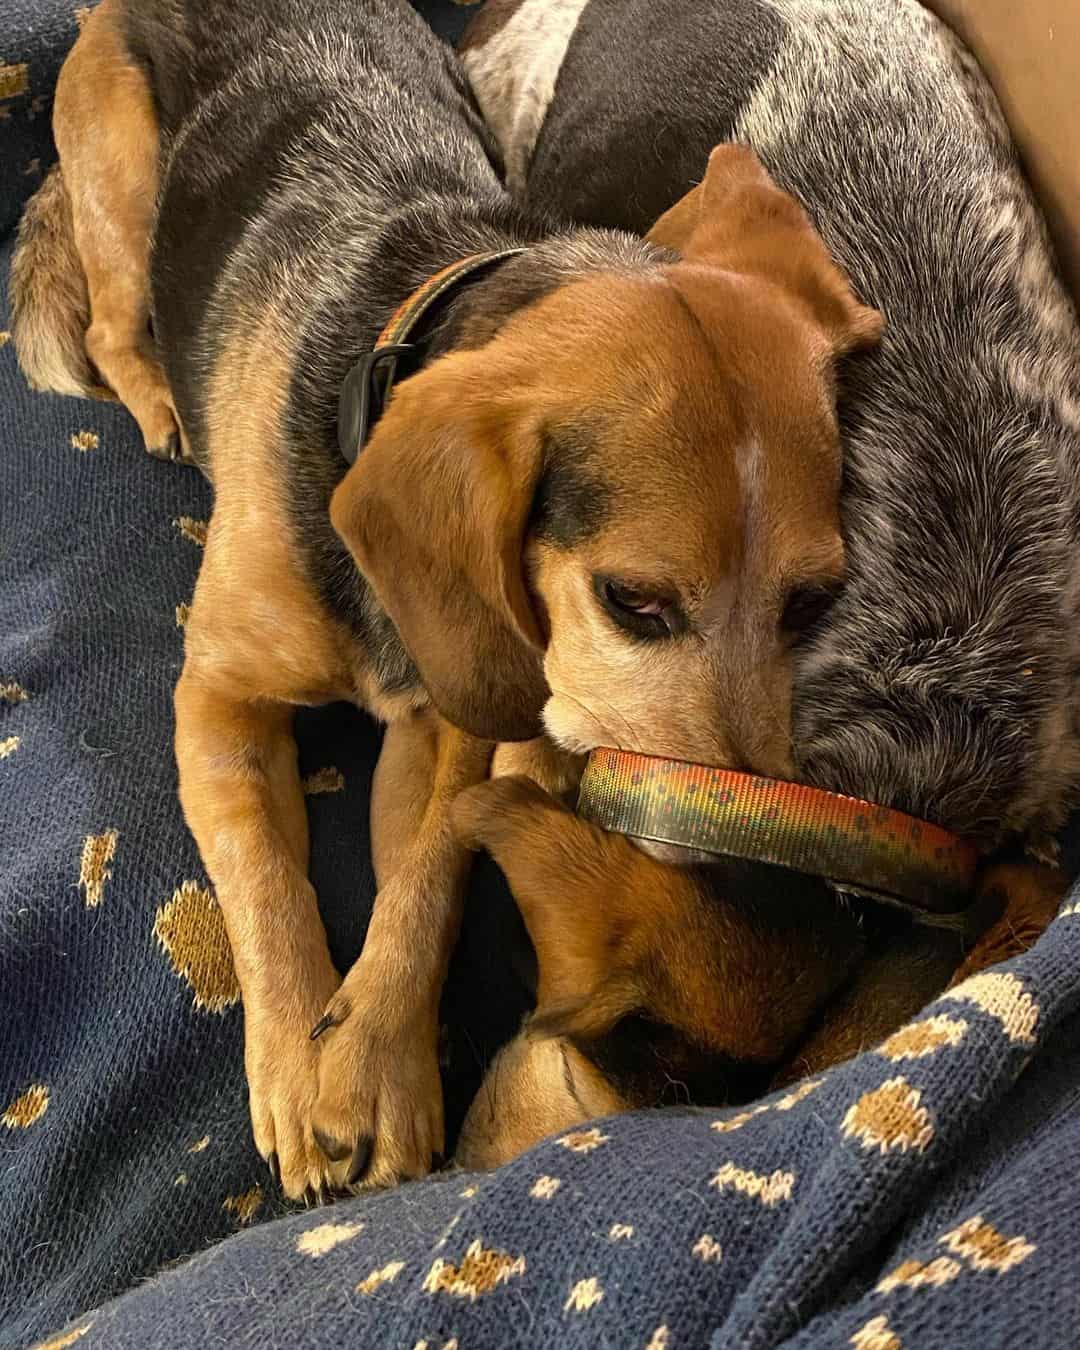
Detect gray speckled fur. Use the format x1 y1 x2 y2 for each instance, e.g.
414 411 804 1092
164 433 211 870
114 0 666 689
465 0 1080 852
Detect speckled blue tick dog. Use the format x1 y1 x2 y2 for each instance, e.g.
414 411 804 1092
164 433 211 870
463 0 1080 845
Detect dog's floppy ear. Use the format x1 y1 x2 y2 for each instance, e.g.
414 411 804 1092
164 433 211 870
330 349 549 741
648 143 884 356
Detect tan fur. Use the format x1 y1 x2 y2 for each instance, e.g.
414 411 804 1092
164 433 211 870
490 737 585 802
646 146 883 354
453 777 1067 1162
311 718 493 1188
187 310 360 703
9 165 95 397
452 775 861 1056
23 54 1041 1192
456 1032 623 1171
948 863 1067 987
178 309 465 1197
174 678 342 1198
773 928 961 1087
776 862 1068 1085
15 27 887 1199
370 716 442 885
18 5 498 1192
46 0 187 459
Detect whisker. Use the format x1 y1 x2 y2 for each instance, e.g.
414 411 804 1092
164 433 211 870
550 686 638 749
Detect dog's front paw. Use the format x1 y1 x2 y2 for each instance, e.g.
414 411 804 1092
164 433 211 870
140 394 191 462
310 967 443 1190
451 774 568 852
244 974 345 1202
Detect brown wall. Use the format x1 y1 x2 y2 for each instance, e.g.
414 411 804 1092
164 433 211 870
921 0 1080 306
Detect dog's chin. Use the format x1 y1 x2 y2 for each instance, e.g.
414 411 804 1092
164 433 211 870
540 694 691 763
540 695 614 757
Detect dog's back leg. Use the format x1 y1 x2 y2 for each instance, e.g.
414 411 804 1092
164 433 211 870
50 0 189 460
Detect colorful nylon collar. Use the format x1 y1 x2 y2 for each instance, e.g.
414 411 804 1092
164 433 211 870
337 248 525 464
577 749 981 929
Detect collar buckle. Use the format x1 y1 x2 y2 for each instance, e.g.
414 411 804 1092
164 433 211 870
337 343 415 466
336 248 526 466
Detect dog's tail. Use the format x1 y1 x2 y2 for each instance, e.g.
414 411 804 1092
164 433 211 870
9 164 95 397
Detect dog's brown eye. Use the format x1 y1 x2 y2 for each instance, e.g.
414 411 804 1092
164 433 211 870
595 575 681 639
782 583 840 635
606 581 662 615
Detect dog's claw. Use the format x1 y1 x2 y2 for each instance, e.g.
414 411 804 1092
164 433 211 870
347 1135 374 1186
310 1013 335 1041
313 1127 351 1163
146 428 181 461
267 1152 280 1184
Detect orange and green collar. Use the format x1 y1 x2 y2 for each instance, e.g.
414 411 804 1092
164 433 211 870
337 248 524 464
577 748 981 929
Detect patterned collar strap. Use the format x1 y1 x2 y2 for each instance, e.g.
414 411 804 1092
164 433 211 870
337 248 526 465
577 748 981 928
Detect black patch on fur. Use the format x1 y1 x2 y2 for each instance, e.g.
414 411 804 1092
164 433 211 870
525 0 787 233
572 1015 772 1109
531 427 613 548
156 102 326 458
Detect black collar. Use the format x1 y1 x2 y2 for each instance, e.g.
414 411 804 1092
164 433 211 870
337 248 525 465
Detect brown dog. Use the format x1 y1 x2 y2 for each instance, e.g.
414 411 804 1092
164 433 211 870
449 775 1067 1169
10 0 880 1198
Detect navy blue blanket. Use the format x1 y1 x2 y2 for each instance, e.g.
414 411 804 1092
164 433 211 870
4 3 1080 1347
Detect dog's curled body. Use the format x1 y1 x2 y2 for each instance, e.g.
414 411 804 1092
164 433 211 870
15 0 899 1191
123 0 666 696
465 0 1080 852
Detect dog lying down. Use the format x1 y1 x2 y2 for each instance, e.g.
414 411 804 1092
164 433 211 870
449 0 1080 1168
14 0 1074 1189
451 772 1064 1170
12 0 890 1198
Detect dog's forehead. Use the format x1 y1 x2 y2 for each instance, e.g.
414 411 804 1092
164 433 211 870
518 268 739 377
524 269 837 449
520 270 843 568
539 403 747 557
541 394 832 531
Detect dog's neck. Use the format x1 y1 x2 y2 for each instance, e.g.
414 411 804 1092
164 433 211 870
290 190 663 462
324 194 674 471
362 194 669 364
336 248 528 466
